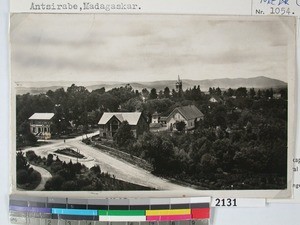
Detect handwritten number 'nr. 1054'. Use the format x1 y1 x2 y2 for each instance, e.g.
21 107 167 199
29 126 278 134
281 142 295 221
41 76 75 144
270 7 291 15
215 198 237 207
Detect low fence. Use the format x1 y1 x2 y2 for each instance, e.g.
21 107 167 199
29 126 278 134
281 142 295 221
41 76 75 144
90 141 153 172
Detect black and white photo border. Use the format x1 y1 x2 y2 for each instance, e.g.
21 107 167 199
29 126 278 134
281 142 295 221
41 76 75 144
10 14 296 199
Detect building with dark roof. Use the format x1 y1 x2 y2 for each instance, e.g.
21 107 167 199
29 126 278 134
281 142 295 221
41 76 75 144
98 112 148 138
166 105 204 131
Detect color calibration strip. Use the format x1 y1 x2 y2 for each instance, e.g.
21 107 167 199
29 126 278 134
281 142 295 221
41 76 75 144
9 196 210 224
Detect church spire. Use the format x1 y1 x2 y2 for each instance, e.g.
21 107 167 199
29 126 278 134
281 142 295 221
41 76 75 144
175 75 183 94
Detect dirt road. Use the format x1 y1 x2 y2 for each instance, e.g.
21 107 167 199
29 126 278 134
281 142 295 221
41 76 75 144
24 132 194 190
30 164 52 191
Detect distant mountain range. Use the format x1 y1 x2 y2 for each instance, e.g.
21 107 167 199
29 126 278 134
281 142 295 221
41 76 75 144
15 76 287 95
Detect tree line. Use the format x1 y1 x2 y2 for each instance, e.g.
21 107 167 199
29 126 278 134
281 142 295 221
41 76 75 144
16 83 286 146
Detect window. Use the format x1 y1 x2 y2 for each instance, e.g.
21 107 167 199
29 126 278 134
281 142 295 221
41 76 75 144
111 120 119 136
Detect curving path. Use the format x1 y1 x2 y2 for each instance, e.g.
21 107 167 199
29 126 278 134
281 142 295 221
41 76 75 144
30 164 52 191
24 132 194 190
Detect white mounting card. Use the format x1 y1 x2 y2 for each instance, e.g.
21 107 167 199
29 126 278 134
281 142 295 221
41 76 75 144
9 0 300 16
8 0 300 203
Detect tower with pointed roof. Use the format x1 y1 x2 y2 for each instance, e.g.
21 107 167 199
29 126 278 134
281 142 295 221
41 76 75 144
175 75 183 93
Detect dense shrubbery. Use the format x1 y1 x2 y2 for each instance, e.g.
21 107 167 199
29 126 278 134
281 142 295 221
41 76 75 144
25 150 151 191
16 152 41 189
128 124 286 189
17 122 37 148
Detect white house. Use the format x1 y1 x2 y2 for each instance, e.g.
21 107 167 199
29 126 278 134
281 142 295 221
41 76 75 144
151 112 159 123
166 105 204 131
29 113 55 139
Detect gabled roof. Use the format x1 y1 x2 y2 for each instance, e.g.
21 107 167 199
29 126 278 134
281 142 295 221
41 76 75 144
29 113 55 120
160 116 168 121
167 105 204 121
98 112 142 125
209 95 223 102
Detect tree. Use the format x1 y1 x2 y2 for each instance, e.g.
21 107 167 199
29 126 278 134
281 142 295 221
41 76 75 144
200 153 217 173
185 86 202 101
45 175 65 190
249 88 256 99
143 134 175 174
164 87 170 98
175 121 186 132
279 88 287 100
91 87 105 95
149 88 158 100
17 121 37 147
246 121 253 133
265 88 274 99
113 121 135 147
141 88 149 99
46 154 54 166
236 87 247 98
61 181 77 191
16 152 42 187
65 84 90 126
17 170 28 184
108 85 136 105
212 139 238 171
227 88 234 97
158 90 164 99
216 87 222 96
212 105 227 128
121 97 142 112
86 92 101 112
91 165 101 174
26 151 38 162
234 145 270 173
257 89 262 98
98 93 119 112
17 152 30 171
189 137 211 164
209 87 214 95
171 89 178 99
52 105 69 135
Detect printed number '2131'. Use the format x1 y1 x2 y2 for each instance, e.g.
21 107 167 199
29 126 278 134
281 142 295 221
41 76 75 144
215 198 237 207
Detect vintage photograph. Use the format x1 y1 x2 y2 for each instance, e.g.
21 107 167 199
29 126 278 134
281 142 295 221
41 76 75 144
10 14 295 196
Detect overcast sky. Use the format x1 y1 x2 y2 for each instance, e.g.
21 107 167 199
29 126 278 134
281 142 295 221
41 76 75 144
10 14 294 83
